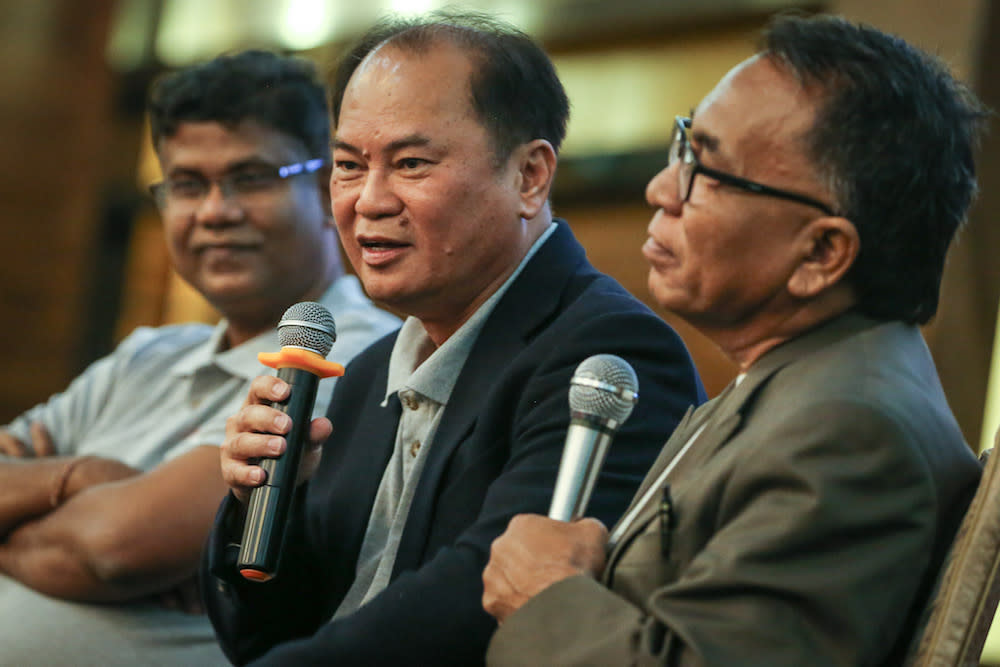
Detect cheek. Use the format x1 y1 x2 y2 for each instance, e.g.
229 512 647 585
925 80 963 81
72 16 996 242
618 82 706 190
331 194 352 223
162 220 189 260
329 181 357 221
680 214 742 266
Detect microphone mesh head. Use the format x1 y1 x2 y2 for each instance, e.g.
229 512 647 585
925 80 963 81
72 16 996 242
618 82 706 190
569 354 638 423
276 302 337 357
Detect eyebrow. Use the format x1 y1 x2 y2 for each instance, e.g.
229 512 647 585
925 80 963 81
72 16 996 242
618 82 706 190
686 111 719 154
166 158 273 178
691 129 720 153
332 134 432 156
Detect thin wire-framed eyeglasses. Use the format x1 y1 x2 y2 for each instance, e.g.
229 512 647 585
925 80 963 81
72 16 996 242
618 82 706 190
149 158 329 210
670 116 837 216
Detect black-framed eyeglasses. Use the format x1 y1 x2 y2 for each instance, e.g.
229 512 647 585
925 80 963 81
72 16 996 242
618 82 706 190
670 116 837 216
149 158 329 210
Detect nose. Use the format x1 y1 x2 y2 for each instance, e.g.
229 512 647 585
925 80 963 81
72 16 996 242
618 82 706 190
645 161 683 217
354 169 403 220
194 182 244 225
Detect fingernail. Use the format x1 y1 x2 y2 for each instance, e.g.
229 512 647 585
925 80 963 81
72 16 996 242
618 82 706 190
274 414 291 431
268 437 285 456
251 468 266 485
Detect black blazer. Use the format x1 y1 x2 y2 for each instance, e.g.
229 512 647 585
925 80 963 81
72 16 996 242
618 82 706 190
202 220 706 665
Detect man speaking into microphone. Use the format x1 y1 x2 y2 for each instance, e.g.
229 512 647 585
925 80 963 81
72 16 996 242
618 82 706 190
201 10 705 666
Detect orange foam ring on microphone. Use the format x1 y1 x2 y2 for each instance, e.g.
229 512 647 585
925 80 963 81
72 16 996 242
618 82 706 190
257 347 345 378
239 568 274 582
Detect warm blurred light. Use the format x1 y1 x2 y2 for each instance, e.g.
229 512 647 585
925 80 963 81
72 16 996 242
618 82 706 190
390 0 440 16
155 0 246 66
137 116 161 190
277 0 338 51
982 303 1000 453
109 0 807 71
106 0 158 71
484 0 543 33
555 26 758 156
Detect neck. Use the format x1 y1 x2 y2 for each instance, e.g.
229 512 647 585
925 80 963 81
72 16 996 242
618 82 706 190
221 272 341 349
419 215 550 347
701 289 857 372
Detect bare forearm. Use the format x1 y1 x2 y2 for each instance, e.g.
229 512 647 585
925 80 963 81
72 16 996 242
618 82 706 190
0 457 146 600
0 446 227 602
0 530 139 602
0 458 73 536
0 453 139 537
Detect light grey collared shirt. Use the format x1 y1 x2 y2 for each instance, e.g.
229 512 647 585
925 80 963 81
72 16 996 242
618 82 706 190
3 275 399 470
334 222 556 618
0 275 399 667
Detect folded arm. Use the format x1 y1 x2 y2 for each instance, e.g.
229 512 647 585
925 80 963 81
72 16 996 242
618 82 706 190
0 457 81 536
0 444 228 602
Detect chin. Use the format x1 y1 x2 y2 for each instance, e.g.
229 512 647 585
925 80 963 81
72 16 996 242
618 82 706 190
200 280 263 304
355 284 402 309
646 282 689 314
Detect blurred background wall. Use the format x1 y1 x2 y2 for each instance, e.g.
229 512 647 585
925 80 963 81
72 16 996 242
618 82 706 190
1 0 999 661
0 0 996 448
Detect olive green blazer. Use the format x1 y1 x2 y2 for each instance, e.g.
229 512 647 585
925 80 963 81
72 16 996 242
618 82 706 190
488 314 980 667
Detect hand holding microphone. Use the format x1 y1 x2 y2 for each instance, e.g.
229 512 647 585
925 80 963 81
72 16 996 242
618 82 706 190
548 354 639 522
228 302 343 583
484 354 638 622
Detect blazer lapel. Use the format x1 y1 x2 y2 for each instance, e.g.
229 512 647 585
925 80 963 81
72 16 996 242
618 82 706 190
394 221 591 569
604 377 752 571
618 404 696 520
603 313 881 573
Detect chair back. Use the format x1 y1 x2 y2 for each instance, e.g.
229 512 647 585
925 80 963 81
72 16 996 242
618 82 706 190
910 432 1000 666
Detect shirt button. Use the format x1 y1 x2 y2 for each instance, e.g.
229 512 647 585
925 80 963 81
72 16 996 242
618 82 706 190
409 440 421 457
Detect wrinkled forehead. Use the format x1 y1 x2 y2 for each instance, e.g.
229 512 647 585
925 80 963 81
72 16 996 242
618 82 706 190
693 55 820 166
338 40 482 136
355 36 475 90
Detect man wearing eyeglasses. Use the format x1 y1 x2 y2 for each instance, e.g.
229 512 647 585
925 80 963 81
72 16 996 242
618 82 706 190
0 50 398 666
483 14 985 666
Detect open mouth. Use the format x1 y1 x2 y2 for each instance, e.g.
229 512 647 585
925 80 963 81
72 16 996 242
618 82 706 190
360 239 408 250
358 237 410 266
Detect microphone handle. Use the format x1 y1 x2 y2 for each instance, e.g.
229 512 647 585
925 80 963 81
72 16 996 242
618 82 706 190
548 414 616 522
237 366 320 582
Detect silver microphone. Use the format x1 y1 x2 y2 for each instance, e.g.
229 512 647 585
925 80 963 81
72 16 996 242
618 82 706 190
548 354 639 522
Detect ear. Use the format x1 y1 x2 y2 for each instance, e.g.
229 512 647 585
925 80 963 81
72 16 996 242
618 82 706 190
787 216 860 298
513 139 557 219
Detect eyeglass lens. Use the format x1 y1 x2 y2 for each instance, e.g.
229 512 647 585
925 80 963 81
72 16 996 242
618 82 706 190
668 121 695 202
152 159 326 211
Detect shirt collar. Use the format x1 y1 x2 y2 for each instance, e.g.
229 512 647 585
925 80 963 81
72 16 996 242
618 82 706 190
383 222 557 406
169 318 279 381
167 278 366 381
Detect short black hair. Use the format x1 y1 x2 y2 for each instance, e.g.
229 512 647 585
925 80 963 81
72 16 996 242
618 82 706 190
329 10 569 165
762 14 988 324
148 49 329 158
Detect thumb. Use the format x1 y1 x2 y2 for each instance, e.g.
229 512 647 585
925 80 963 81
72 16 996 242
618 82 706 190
31 422 56 457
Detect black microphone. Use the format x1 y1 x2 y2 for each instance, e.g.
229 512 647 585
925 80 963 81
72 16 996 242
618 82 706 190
237 302 343 582
548 354 639 522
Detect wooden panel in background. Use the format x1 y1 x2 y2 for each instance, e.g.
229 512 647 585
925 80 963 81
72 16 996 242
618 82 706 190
0 0 117 423
558 202 739 398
